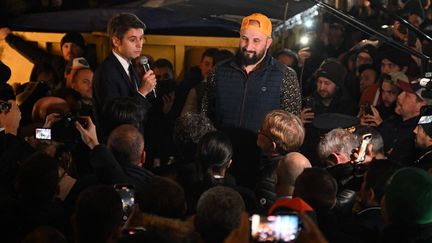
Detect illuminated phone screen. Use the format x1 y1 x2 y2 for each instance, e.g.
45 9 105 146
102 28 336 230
251 214 300 242
114 184 135 221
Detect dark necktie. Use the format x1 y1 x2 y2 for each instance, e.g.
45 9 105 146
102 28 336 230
128 63 139 90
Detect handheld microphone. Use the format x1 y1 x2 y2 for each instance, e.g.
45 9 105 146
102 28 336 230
139 56 157 98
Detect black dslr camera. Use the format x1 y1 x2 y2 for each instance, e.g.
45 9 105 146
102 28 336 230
50 113 88 142
0 101 11 112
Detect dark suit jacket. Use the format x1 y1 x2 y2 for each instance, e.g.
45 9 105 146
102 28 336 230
93 52 150 128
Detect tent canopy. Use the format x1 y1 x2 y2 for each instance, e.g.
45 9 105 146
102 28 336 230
2 0 315 35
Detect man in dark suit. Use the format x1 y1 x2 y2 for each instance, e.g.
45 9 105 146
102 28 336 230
93 13 156 135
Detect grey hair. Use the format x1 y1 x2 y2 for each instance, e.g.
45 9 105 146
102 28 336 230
317 128 359 165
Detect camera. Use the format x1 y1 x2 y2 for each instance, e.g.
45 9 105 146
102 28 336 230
114 184 135 222
0 101 11 112
250 213 301 242
35 128 52 140
50 113 88 142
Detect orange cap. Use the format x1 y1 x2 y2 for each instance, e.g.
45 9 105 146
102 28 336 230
268 197 314 215
240 13 272 37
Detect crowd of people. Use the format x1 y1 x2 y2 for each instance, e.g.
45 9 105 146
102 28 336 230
1 1 432 242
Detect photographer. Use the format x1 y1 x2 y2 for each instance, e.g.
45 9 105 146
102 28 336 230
353 125 386 161
300 59 357 124
360 72 408 126
317 128 365 219
1 101 90 197
0 103 69 241
38 112 99 210
0 102 98 222
378 79 432 165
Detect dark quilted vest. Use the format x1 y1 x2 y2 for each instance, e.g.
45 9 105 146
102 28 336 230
215 55 284 132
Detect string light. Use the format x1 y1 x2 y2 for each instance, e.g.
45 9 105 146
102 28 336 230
274 5 320 33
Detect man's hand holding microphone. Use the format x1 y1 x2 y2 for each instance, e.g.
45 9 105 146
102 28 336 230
138 56 157 98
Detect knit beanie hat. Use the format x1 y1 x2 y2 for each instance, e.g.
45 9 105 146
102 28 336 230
380 48 412 69
61 32 85 50
316 59 347 87
385 167 432 225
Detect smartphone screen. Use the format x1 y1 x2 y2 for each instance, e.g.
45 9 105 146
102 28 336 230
35 128 52 140
355 133 372 163
251 214 300 242
114 184 135 222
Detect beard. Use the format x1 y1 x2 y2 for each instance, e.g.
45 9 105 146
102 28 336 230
237 47 266 66
318 90 335 99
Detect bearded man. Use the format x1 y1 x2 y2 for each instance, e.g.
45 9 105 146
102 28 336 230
301 59 357 124
201 13 301 133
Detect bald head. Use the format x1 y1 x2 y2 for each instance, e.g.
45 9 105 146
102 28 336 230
276 152 311 198
32 97 70 122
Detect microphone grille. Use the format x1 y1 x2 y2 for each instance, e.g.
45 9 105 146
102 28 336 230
139 56 148 65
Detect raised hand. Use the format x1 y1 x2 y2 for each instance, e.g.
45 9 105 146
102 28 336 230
301 108 315 124
74 116 99 149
